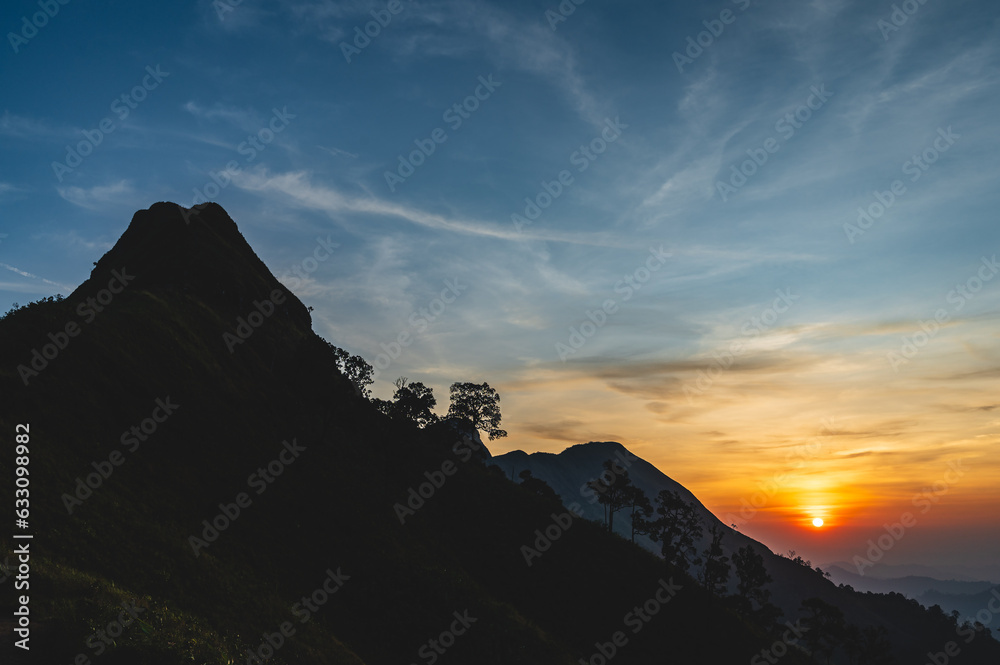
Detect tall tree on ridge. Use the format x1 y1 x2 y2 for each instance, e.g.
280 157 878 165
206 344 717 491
447 381 507 440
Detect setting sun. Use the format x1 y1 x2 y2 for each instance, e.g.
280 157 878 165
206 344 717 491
812 518 824 528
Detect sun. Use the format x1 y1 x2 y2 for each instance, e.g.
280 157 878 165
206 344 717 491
812 517 825 528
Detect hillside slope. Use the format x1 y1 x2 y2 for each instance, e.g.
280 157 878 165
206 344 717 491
1 202 817 664
497 442 1000 664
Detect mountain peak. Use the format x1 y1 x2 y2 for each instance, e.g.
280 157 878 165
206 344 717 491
562 440 631 455
83 202 311 327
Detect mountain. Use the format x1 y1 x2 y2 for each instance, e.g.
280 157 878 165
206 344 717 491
0 202 806 664
824 565 1000 632
826 561 1000 584
919 586 1000 632
0 202 997 664
495 442 716 556
495 443 1000 664
825 564 996 598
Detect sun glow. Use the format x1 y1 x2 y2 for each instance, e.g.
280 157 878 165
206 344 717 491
812 517 824 528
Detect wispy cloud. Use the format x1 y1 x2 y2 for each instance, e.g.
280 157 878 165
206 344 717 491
285 0 605 125
429 0 605 125
0 111 66 141
199 0 271 32
2 0 998 568
57 180 138 212
232 167 643 247
183 101 259 129
318 145 358 159
33 230 114 254
0 262 73 291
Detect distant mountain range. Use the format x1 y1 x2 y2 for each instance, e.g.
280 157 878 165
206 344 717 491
825 561 1000 584
1 202 998 664
824 564 1000 632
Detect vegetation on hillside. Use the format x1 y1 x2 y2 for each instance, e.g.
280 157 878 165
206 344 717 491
0 203 996 664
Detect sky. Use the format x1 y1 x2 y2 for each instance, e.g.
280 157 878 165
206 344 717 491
2 0 999 575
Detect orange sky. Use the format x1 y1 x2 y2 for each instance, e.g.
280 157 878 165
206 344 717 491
468 317 1000 572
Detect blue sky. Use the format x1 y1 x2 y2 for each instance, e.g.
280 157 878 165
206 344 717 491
2 0 999 569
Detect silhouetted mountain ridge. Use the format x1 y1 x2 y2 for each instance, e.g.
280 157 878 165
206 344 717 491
0 203 996 665
0 203 801 664
496 440 1000 663
90 202 310 325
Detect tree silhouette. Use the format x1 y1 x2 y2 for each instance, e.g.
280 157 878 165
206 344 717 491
733 545 772 613
327 343 374 398
518 470 560 503
623 485 653 543
372 397 393 417
843 625 863 665
646 489 703 572
586 460 633 533
700 523 730 597
801 597 846 664
784 549 811 567
844 624 894 665
755 602 785 634
384 377 438 427
783 550 832 580
446 381 507 440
